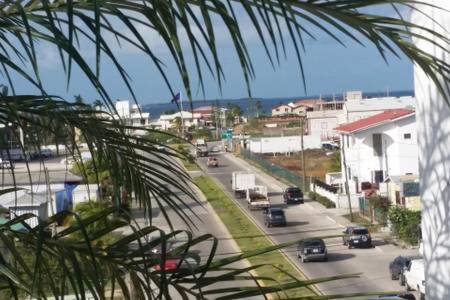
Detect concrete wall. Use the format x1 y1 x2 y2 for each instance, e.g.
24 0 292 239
413 1 450 299
310 183 359 209
248 135 322 154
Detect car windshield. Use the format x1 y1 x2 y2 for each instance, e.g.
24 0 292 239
304 240 323 247
271 210 284 216
289 190 302 196
353 229 369 235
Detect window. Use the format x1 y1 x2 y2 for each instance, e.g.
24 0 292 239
276 108 279 112
372 134 382 157
346 135 350 148
285 108 289 112
404 133 411 139
347 167 351 178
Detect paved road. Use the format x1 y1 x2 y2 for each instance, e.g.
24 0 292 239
196 145 419 296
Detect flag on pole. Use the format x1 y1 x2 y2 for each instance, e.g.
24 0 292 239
171 92 181 103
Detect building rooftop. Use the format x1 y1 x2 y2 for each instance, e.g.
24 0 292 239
4 192 48 207
335 109 415 134
344 96 416 112
0 170 82 186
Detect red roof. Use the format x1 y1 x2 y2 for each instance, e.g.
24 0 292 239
335 109 415 133
193 106 213 113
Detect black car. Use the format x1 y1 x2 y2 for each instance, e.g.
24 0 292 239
389 256 420 280
297 238 328 263
283 187 304 204
342 226 372 248
263 207 286 227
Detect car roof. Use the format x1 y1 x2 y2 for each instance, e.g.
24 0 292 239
348 226 368 230
299 238 324 245
287 187 300 190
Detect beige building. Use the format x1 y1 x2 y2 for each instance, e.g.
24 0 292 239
383 175 420 211
271 104 292 116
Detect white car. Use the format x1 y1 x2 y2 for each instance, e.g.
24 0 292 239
39 148 54 158
403 258 425 300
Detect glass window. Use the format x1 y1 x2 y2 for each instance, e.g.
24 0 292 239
404 133 411 139
373 134 382 156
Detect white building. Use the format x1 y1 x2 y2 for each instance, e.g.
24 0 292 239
155 111 203 131
307 110 341 141
338 95 416 124
114 100 150 135
412 2 450 299
335 109 418 194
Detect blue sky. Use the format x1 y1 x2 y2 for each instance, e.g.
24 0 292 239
14 4 413 104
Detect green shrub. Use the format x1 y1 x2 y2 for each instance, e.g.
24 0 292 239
388 206 421 245
309 192 336 208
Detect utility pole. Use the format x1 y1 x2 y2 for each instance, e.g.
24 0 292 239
341 134 354 222
300 117 306 190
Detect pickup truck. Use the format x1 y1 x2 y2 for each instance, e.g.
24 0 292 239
246 185 270 210
195 139 209 157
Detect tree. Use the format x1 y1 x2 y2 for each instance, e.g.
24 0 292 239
0 1 448 299
172 116 182 133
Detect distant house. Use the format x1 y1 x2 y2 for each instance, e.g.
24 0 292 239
338 95 416 124
193 106 215 126
335 109 418 195
114 100 151 136
156 111 203 130
290 99 321 116
271 104 292 116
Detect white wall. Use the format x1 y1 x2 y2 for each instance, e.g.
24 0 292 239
413 1 450 299
310 183 360 209
248 135 321 154
307 110 340 140
341 115 418 192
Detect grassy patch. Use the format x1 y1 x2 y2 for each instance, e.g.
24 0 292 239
343 213 381 233
193 176 315 298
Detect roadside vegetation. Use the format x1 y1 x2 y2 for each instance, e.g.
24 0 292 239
176 144 200 171
388 206 422 245
309 192 337 209
193 175 316 298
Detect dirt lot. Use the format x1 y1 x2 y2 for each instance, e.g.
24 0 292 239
264 149 340 179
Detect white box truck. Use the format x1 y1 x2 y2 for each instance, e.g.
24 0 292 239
232 172 256 198
246 185 270 210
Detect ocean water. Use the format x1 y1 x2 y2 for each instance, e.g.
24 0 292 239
142 90 414 120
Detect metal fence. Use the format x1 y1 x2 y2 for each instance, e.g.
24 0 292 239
239 148 311 191
358 197 387 225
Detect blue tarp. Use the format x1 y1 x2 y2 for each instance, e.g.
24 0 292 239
55 182 78 213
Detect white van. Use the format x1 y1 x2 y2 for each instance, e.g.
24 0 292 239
403 258 425 299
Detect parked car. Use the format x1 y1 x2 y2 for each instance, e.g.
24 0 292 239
152 257 200 272
342 226 372 248
283 187 304 204
263 207 286 227
390 256 420 280
402 259 425 300
0 158 14 169
206 157 218 167
39 148 54 158
297 238 328 263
